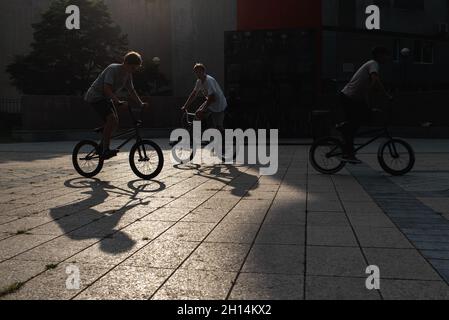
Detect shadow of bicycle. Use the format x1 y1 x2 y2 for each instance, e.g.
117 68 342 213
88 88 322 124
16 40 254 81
196 164 259 197
48 178 165 254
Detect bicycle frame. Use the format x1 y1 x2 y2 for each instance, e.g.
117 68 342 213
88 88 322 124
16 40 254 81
82 104 148 161
326 126 395 159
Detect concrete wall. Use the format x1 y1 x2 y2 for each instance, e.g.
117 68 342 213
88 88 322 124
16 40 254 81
21 95 184 130
323 0 449 33
170 0 237 96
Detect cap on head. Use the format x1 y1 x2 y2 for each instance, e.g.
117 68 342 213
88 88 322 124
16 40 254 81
124 51 143 66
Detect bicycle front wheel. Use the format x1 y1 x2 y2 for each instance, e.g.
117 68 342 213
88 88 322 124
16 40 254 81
171 138 195 164
309 137 346 175
72 140 103 178
378 139 415 176
130 140 164 180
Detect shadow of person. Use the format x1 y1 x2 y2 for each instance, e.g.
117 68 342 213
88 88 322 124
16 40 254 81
51 178 163 254
197 164 259 197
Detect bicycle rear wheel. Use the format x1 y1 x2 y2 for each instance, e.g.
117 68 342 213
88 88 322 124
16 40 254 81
130 140 164 180
309 137 346 175
378 139 415 176
72 140 104 178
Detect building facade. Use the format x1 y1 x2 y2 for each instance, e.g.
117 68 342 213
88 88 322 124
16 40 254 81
1 0 449 135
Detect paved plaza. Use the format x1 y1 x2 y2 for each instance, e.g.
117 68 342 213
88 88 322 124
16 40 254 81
0 139 449 300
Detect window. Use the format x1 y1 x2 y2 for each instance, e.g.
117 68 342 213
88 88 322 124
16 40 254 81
413 40 434 64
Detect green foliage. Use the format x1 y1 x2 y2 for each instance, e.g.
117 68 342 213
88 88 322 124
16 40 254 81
7 0 128 95
133 59 171 96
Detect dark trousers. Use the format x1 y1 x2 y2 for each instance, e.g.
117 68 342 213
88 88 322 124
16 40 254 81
338 93 371 155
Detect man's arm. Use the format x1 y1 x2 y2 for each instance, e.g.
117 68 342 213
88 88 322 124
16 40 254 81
370 73 392 99
104 84 124 105
198 94 216 112
182 90 198 111
129 88 145 107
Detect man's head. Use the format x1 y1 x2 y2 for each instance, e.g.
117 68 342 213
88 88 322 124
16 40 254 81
193 63 207 81
123 51 143 73
372 46 390 64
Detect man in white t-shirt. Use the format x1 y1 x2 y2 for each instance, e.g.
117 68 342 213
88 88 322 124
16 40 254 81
181 63 228 132
339 46 393 164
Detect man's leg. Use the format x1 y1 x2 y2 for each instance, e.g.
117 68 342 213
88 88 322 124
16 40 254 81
102 113 119 152
212 112 225 134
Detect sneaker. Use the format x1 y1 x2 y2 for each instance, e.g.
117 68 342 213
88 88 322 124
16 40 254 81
340 154 362 164
101 149 118 160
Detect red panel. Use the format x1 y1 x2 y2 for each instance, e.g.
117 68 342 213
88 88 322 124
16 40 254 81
237 0 321 30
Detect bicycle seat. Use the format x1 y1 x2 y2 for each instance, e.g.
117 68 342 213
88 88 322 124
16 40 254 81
94 127 104 133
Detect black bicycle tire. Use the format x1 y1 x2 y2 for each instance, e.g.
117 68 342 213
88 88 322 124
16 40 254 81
129 140 164 180
378 139 415 176
309 137 346 175
72 140 104 178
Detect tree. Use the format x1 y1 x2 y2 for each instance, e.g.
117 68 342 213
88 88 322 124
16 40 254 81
7 0 128 95
133 59 171 97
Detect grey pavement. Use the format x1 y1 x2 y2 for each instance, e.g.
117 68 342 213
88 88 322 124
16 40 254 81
0 139 449 300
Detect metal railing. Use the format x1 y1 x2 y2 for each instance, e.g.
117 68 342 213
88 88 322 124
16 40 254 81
0 97 21 114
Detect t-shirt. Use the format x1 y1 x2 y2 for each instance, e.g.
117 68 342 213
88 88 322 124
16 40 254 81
341 60 379 102
194 75 228 113
84 64 134 103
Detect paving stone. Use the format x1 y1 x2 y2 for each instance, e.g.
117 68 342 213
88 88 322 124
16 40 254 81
143 207 191 222
347 214 396 228
0 259 47 290
422 250 449 260
381 280 449 300
181 242 250 272
307 226 358 247
307 246 367 277
264 210 306 225
229 273 304 300
123 240 199 269
256 224 305 245
364 248 442 281
307 212 350 227
242 244 304 275
152 269 237 300
205 223 259 244
222 209 267 225
158 222 216 242
308 200 343 212
354 227 414 249
0 234 54 261
181 208 229 223
15 237 97 263
306 276 380 300
75 266 173 300
2 262 110 300
342 202 384 215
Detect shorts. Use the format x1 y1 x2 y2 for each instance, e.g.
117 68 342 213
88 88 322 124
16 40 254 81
91 100 117 122
204 110 225 131
337 93 371 125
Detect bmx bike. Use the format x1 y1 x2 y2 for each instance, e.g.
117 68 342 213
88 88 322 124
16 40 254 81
309 102 415 176
72 101 164 180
